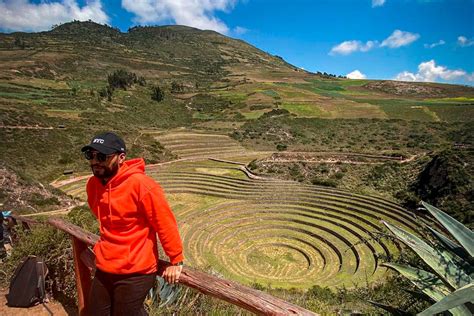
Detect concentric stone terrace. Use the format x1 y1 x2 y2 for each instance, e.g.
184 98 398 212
154 132 247 159
147 163 415 288
57 132 419 289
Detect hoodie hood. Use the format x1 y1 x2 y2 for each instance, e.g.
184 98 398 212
104 158 145 188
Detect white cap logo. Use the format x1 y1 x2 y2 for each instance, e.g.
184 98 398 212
93 138 104 144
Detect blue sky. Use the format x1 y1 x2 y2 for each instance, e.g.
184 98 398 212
1 0 473 85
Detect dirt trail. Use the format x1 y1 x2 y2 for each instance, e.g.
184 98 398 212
0 288 70 316
265 151 420 164
0 125 54 130
21 203 85 217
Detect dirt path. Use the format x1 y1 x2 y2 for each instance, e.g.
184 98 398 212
0 288 71 316
20 203 85 218
0 125 55 130
266 151 421 164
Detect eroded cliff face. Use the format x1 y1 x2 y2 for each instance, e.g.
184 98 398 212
413 149 473 225
0 163 76 214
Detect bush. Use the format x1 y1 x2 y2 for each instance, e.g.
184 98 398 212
151 85 165 102
99 86 113 101
171 81 185 93
107 69 138 90
276 143 287 151
248 159 258 170
311 178 337 187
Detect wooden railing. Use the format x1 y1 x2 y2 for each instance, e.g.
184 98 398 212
11 214 317 316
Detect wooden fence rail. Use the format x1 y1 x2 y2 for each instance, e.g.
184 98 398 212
11 214 317 316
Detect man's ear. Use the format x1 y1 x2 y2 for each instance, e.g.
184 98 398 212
118 153 126 164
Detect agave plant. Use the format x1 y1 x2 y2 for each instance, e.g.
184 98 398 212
381 201 473 316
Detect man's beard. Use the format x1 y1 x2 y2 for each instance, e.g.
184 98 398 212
91 160 119 180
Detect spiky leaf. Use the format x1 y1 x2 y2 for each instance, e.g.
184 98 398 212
147 276 181 307
383 221 472 289
427 227 470 261
382 263 451 300
383 264 472 316
156 276 181 307
421 201 474 257
417 283 474 316
368 300 411 316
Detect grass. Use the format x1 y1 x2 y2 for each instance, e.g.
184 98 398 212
44 109 83 119
240 110 267 119
280 102 326 117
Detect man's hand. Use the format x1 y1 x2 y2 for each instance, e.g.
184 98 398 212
162 264 183 284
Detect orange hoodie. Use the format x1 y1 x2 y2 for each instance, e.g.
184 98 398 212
86 158 183 274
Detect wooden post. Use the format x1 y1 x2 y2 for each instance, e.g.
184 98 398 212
71 236 93 316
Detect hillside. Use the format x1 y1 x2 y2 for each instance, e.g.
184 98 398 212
0 21 301 85
0 20 472 206
0 21 472 208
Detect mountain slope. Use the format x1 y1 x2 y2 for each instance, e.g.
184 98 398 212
0 20 473 184
0 21 302 84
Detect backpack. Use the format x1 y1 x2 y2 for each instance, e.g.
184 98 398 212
7 255 48 307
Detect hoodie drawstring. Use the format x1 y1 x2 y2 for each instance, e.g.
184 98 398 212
108 184 112 226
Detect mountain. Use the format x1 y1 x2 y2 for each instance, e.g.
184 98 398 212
0 21 302 85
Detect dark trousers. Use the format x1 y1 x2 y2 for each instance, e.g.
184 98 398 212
87 269 157 316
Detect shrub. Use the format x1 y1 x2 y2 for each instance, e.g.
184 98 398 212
276 143 287 151
248 159 258 170
98 86 113 101
151 86 165 102
171 81 185 93
311 178 337 187
107 69 137 90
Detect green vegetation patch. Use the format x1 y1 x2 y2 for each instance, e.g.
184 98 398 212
240 110 267 119
280 102 325 117
261 89 279 98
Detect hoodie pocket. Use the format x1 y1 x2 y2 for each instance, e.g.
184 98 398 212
97 241 131 267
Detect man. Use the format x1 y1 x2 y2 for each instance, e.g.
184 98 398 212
81 132 183 316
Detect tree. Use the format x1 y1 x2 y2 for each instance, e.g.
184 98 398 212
107 69 137 90
151 86 164 102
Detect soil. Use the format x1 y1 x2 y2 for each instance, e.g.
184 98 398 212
0 288 71 316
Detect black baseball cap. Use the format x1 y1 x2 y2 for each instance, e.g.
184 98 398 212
81 132 126 155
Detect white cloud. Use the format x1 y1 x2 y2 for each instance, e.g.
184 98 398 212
330 29 420 56
381 30 420 48
372 0 386 8
346 70 367 79
233 26 247 35
0 0 109 32
394 60 472 83
457 36 474 47
121 0 237 34
329 40 376 55
424 40 445 49
395 71 417 81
